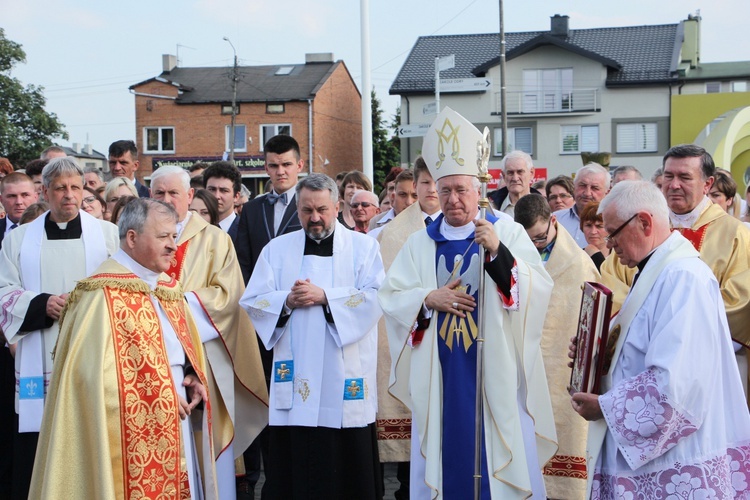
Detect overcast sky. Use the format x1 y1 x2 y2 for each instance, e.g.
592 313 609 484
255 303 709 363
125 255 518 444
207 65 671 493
2 0 747 155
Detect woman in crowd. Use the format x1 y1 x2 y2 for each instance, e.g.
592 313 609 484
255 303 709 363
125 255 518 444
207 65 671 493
190 188 220 226
338 171 372 230
579 201 609 271
709 169 742 218
545 175 575 212
109 196 136 225
81 186 107 220
104 177 138 218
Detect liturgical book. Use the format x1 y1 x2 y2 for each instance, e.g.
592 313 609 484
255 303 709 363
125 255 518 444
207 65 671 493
569 281 613 395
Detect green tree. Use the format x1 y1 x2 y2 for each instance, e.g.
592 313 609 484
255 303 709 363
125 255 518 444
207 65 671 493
0 28 67 166
371 89 400 192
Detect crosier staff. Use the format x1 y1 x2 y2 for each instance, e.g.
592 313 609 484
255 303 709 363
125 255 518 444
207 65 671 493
474 128 492 500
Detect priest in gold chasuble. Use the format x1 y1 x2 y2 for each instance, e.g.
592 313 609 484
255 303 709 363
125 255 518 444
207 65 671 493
30 200 224 500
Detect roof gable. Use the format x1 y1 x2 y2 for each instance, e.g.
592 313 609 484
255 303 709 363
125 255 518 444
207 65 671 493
474 33 622 74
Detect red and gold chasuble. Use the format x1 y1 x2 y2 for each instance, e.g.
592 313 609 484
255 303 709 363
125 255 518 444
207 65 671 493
103 274 212 500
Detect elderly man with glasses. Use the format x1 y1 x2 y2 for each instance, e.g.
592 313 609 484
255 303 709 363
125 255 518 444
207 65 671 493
514 193 599 499
350 190 380 233
571 180 750 498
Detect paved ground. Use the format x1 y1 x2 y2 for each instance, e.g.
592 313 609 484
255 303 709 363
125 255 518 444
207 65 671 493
253 462 401 499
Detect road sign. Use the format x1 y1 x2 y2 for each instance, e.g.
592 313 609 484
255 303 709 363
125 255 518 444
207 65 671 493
394 123 431 138
422 101 437 116
439 78 492 93
437 54 455 71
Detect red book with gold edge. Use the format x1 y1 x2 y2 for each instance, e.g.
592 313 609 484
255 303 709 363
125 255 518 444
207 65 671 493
569 281 613 395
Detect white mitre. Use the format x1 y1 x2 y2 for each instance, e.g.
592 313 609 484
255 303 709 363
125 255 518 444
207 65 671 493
421 106 491 181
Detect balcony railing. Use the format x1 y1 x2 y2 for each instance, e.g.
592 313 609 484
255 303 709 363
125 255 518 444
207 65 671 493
496 88 600 114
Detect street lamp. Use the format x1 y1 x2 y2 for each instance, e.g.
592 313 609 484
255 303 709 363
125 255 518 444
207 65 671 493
223 37 239 164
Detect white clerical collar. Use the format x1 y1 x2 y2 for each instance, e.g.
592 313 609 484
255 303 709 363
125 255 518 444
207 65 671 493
176 211 192 240
440 218 475 240
112 249 161 290
218 211 236 233
670 196 710 229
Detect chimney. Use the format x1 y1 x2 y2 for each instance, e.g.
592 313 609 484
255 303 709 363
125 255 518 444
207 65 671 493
681 14 701 69
550 14 570 37
305 53 334 64
84 144 93 155
72 143 81 154
162 54 178 73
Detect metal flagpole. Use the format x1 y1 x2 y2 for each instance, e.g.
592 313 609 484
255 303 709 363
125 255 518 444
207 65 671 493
474 129 492 500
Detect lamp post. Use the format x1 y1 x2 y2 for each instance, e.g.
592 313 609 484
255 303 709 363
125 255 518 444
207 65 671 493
223 37 239 164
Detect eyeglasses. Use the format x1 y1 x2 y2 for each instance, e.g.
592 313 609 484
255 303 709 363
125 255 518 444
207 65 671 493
548 193 572 202
530 219 552 244
605 213 638 243
351 202 374 209
82 196 97 205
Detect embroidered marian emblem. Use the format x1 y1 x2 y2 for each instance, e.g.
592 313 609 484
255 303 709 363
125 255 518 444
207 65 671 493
434 118 465 169
250 299 271 319
274 360 294 383
343 378 365 400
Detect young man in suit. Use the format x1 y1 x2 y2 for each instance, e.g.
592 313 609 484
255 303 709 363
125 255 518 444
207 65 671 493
234 134 304 499
203 161 242 241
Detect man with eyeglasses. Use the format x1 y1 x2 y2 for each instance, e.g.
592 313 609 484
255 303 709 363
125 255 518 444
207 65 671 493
601 145 750 349
514 193 598 499
571 180 750 498
350 190 380 233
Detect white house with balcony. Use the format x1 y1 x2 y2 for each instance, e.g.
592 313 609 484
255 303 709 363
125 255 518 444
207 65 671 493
390 14 691 178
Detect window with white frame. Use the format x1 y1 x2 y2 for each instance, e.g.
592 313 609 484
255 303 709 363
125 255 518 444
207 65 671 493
522 68 573 113
616 123 657 153
144 127 175 153
225 125 247 153
260 124 292 150
493 127 533 156
560 125 598 154
706 82 721 93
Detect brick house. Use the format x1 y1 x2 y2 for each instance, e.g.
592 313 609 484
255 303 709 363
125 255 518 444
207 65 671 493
129 53 362 195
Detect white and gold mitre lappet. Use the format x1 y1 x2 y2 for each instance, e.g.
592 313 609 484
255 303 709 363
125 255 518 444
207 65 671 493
422 106 491 181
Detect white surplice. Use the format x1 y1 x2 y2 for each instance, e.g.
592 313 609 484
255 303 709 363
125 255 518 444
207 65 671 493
587 232 750 498
239 222 384 429
0 211 119 432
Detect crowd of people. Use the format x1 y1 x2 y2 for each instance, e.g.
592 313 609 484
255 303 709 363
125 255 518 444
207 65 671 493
0 105 749 499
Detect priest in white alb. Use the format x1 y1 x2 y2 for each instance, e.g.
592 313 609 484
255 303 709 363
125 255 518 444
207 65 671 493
0 157 119 499
379 107 557 499
571 180 750 498
240 173 385 499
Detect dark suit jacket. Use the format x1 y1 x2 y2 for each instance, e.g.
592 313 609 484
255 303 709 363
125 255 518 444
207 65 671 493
135 179 150 198
235 193 301 285
489 186 543 210
227 215 240 243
